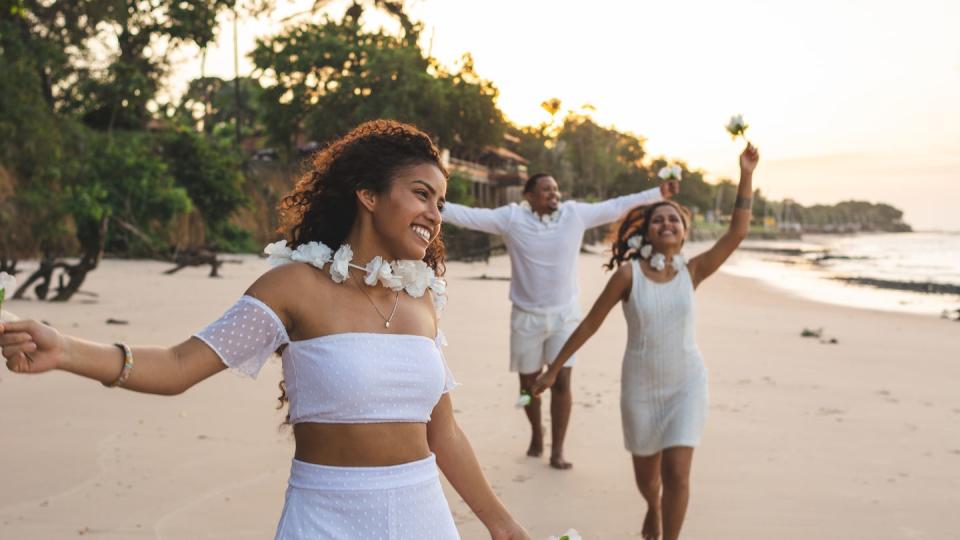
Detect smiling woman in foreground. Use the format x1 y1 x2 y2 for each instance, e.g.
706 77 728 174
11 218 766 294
0 120 529 540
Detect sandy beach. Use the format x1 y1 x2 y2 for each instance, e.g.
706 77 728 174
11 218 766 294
1 251 958 539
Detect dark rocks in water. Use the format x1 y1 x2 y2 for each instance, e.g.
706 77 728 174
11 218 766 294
833 277 960 296
741 246 821 257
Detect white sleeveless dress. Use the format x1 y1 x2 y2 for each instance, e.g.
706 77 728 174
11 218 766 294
620 259 709 456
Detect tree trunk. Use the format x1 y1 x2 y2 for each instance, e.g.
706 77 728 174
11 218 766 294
51 215 108 302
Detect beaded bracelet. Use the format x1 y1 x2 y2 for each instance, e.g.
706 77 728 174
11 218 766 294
103 342 134 388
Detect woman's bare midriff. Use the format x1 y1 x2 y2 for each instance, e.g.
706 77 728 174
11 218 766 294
293 422 431 466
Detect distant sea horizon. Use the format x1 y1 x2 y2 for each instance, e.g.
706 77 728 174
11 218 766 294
719 231 960 317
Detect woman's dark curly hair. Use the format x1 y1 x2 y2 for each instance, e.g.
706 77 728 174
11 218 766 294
278 119 448 276
605 200 692 270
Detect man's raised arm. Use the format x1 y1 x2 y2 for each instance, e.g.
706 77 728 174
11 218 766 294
442 203 514 235
573 182 678 229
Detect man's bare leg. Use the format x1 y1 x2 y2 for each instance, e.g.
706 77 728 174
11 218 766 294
549 366 573 469
632 452 663 540
519 371 543 457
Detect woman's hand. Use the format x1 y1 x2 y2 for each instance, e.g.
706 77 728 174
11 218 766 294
531 370 557 397
740 142 760 175
490 520 532 540
1 320 67 374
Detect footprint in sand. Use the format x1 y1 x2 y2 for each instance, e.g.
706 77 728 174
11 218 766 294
737 378 752 385
950 449 960 456
876 389 901 403
512 474 532 483
817 407 845 416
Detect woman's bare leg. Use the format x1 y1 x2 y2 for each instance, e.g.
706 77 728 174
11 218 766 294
632 452 663 540
660 446 694 540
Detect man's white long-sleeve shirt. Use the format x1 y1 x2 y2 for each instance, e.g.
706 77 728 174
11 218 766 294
442 187 663 312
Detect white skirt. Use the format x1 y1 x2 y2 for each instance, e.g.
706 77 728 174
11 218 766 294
275 454 460 539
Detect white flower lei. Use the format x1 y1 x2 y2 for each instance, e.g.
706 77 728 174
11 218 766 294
625 235 685 272
263 240 447 312
519 200 561 226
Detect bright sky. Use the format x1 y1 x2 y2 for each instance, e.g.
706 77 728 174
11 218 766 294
170 0 960 230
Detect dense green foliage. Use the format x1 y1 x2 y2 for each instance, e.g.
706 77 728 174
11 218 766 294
0 1 910 300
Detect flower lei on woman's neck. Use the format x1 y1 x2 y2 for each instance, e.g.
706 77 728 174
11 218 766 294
518 200 561 225
626 235 685 272
264 240 447 313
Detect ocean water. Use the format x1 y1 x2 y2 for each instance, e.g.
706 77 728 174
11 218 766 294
718 232 960 317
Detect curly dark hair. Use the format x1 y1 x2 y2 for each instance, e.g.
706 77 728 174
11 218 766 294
278 119 448 275
605 200 692 270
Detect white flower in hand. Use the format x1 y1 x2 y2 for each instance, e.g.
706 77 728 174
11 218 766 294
264 240 293 266
548 528 583 540
650 253 666 271
639 244 653 259
291 241 332 269
516 391 532 408
329 244 354 283
726 114 749 140
658 165 682 181
0 271 16 309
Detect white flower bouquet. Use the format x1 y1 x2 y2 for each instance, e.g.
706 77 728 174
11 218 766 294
725 114 749 140
657 164 682 182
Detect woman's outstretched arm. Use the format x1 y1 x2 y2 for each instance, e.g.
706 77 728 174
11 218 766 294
427 394 531 540
0 321 226 395
531 262 633 396
688 143 760 288
1 263 301 395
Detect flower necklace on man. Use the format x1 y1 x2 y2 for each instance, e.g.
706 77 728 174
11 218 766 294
518 200 561 226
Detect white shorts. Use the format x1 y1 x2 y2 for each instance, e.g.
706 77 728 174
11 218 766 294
275 454 459 539
509 303 581 374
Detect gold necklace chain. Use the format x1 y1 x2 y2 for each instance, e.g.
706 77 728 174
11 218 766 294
351 273 401 328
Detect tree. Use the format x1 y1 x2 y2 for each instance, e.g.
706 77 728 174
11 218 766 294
1 1 241 300
158 129 250 250
251 12 505 155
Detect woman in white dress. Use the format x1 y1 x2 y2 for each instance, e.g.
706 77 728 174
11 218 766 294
533 143 760 539
1 120 530 540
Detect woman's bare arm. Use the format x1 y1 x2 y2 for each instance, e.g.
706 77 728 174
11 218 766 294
531 263 633 395
688 143 760 288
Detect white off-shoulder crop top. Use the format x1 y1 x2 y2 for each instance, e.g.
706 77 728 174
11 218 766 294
193 295 458 424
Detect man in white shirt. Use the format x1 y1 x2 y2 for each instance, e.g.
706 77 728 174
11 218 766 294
442 173 679 469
